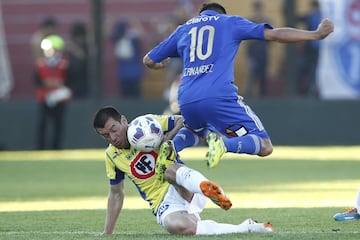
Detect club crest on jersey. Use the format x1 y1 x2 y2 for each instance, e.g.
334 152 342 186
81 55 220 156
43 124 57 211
130 151 157 179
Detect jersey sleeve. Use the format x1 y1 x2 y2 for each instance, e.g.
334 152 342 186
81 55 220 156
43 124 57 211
232 16 273 41
147 27 181 62
148 114 175 135
105 149 125 185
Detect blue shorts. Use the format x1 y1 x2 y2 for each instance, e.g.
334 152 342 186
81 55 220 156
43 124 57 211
180 96 270 139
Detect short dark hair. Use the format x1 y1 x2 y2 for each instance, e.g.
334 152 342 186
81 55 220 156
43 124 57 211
93 106 121 129
199 2 227 14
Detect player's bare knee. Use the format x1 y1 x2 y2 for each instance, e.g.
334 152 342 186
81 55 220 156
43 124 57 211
164 214 197 235
258 139 273 157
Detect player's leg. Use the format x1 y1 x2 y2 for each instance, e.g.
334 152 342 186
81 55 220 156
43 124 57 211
36 103 47 150
165 163 232 210
179 101 226 168
158 186 273 235
156 127 200 181
208 97 272 155
164 211 273 235
170 123 228 168
196 218 274 235
180 97 273 168
356 187 360 211
52 104 65 149
172 127 199 152
157 185 204 234
198 97 273 167
162 210 198 234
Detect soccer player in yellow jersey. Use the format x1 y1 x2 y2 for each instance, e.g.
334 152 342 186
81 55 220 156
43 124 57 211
93 106 273 235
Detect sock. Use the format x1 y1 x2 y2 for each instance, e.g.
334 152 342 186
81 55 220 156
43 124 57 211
196 220 247 235
356 187 360 211
175 166 207 193
224 134 262 154
173 127 199 152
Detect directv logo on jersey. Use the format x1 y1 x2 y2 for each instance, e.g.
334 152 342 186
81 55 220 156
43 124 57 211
183 64 214 76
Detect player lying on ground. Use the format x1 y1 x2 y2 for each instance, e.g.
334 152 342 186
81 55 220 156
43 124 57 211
92 106 273 235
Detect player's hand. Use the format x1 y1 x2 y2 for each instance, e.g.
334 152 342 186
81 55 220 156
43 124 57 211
316 18 334 39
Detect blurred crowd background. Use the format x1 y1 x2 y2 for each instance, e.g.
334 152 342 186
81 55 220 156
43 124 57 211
2 0 354 100
0 0 359 150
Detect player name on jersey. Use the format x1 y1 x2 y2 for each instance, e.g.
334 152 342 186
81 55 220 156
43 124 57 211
183 64 214 76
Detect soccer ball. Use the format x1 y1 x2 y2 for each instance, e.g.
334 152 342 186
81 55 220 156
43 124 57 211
127 115 163 152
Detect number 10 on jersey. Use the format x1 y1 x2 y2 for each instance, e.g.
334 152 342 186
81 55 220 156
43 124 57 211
188 26 215 62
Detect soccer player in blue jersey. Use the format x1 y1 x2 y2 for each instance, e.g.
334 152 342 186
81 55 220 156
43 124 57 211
143 2 334 169
93 106 273 235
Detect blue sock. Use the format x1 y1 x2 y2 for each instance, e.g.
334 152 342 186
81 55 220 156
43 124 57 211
224 134 262 155
173 127 199 152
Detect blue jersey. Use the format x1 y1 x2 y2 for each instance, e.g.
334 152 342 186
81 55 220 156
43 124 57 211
148 10 272 106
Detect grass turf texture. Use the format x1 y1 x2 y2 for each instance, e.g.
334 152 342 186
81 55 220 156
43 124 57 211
0 146 359 239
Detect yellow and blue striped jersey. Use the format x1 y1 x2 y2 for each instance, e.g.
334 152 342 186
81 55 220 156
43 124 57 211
104 114 177 215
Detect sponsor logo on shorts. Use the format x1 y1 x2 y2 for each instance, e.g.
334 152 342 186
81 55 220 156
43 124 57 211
157 203 170 218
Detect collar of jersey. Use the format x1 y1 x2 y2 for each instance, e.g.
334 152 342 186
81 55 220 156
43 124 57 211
200 10 221 16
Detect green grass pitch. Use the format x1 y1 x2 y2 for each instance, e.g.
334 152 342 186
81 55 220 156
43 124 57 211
0 146 359 240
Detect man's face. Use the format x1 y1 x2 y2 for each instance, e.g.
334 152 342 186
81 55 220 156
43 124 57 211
96 117 130 149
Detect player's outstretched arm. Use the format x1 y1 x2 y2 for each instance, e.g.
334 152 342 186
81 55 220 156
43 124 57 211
102 181 125 235
264 18 334 43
